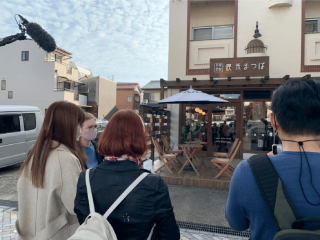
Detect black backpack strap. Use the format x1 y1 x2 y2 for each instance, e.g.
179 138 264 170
248 154 301 231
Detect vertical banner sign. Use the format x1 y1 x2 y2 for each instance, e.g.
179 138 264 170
210 56 269 78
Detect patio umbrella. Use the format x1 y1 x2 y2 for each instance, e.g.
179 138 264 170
157 86 228 143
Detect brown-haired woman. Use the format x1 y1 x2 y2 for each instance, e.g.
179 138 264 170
16 101 87 240
74 110 180 239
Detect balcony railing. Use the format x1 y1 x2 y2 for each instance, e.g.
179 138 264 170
54 87 77 92
54 87 88 95
245 45 268 54
45 58 76 75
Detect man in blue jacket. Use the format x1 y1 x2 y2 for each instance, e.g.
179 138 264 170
226 78 320 239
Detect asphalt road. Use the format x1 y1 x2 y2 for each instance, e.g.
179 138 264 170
0 163 230 227
0 163 21 202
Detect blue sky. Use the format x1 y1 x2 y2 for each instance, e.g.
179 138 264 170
1 0 170 87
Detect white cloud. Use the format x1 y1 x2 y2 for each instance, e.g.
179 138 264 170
1 0 170 87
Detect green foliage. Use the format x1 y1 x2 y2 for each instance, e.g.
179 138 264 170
180 124 201 142
180 125 186 135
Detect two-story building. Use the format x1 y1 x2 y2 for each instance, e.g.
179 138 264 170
0 39 89 115
79 76 117 119
116 83 141 112
141 80 167 104
164 0 320 159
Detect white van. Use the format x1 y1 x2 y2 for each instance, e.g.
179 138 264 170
0 106 43 168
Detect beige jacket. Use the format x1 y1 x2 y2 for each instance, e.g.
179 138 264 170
16 141 82 240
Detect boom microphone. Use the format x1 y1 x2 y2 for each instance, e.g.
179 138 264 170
18 15 56 53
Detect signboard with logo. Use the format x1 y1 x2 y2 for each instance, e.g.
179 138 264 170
210 56 269 78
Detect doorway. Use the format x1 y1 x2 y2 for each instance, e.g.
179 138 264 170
181 102 242 158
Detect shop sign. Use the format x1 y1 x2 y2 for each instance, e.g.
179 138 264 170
210 56 269 78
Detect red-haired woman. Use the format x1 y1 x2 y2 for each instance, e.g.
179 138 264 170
16 101 87 240
74 110 180 239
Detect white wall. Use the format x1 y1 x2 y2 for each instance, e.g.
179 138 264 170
168 89 180 150
190 1 234 29
98 76 117 120
79 94 87 106
305 0 320 19
0 40 64 115
189 39 234 69
237 0 305 78
168 0 188 80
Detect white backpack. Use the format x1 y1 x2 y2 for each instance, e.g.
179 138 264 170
68 170 155 240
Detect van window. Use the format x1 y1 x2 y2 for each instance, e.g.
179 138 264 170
0 115 21 134
23 113 36 131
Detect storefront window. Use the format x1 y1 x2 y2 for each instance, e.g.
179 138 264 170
182 107 206 143
211 92 240 100
243 101 274 152
212 106 236 154
182 105 237 154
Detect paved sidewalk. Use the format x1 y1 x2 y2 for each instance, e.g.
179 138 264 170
0 204 249 240
0 205 17 240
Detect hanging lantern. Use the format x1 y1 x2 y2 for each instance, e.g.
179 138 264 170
202 112 205 115
195 108 200 112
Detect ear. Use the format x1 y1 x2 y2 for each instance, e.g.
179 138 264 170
270 113 277 130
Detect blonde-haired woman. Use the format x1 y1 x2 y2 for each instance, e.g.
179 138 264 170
16 101 87 239
78 112 104 168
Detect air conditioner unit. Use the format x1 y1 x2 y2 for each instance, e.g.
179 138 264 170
142 99 148 104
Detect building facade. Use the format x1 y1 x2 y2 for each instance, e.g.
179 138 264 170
166 0 320 158
0 40 88 115
69 61 94 79
79 76 117 119
116 83 141 112
141 80 167 104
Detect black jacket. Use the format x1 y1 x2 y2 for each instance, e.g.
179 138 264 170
84 141 104 169
74 160 180 240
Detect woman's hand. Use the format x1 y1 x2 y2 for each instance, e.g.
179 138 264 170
267 151 274 157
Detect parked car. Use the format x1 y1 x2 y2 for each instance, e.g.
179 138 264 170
0 105 43 168
96 119 108 131
95 119 108 141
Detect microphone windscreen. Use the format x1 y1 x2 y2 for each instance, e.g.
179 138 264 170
26 22 56 53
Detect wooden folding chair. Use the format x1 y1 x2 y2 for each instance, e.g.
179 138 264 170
211 140 241 179
213 138 239 159
161 135 183 166
151 137 179 174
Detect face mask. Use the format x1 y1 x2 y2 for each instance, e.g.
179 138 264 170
76 126 81 141
81 128 97 141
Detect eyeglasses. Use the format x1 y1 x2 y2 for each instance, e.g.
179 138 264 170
83 125 97 132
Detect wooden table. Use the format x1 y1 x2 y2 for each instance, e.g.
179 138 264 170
178 143 206 176
185 141 208 164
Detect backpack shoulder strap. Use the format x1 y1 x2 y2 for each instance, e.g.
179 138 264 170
248 154 281 230
85 168 96 213
248 154 301 231
103 172 149 218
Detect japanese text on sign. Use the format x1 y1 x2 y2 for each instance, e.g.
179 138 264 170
210 57 269 78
